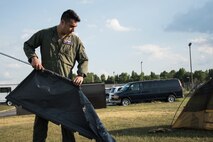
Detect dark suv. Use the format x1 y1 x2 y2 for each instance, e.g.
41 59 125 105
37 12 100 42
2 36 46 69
110 79 183 106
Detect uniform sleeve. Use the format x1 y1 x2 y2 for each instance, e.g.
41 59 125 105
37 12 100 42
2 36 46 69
76 38 89 77
23 30 43 62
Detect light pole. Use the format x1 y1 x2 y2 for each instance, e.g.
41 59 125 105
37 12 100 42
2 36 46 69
188 42 193 87
141 61 143 80
113 71 115 86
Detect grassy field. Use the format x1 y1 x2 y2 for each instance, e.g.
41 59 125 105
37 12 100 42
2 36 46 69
0 104 14 111
0 99 212 142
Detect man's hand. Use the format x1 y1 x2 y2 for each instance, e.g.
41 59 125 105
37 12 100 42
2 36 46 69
31 57 44 70
73 76 84 86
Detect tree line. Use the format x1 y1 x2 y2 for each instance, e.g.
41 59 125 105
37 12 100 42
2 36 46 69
74 68 213 88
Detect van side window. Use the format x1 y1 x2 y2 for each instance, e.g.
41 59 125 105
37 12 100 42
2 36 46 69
130 83 140 91
141 82 151 91
0 87 11 93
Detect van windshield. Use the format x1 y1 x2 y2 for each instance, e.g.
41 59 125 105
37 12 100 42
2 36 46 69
120 83 130 92
110 88 116 93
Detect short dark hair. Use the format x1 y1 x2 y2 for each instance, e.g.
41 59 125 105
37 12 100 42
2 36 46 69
61 9 81 22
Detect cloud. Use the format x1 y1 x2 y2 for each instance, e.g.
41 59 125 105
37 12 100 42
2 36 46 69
6 63 22 69
165 1 213 34
187 36 213 68
198 46 213 55
21 29 38 40
191 37 208 44
191 36 213 55
190 36 213 55
132 44 187 62
0 60 32 83
79 0 94 4
2 71 12 80
134 44 168 59
106 18 132 32
191 36 213 45
131 44 190 74
87 24 97 28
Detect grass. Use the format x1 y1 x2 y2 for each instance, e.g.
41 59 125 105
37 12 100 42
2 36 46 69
0 99 212 142
0 104 14 111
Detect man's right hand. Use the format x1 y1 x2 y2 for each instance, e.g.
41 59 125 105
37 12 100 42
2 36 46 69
31 57 44 70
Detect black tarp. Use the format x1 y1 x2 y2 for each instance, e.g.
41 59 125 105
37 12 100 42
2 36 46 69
6 69 115 142
81 83 106 109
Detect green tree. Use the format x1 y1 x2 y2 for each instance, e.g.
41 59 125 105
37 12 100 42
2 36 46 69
139 72 144 81
115 74 120 84
150 72 159 80
208 69 213 79
174 68 186 82
143 75 151 80
119 72 129 83
84 72 94 83
106 76 114 84
183 72 191 83
93 74 101 82
193 70 207 84
130 71 140 81
100 74 106 82
84 68 213 84
160 71 169 79
168 70 176 78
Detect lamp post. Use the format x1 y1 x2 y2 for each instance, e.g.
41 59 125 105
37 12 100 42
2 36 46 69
113 71 115 86
141 61 143 80
188 42 193 88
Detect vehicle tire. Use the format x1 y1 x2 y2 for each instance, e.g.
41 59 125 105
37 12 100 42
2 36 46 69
122 98 131 106
6 101 13 106
167 95 176 102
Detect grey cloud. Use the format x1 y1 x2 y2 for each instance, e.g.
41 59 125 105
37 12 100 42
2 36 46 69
165 1 213 34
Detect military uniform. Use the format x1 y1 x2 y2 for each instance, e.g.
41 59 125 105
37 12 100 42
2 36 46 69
24 26 88 142
24 26 88 78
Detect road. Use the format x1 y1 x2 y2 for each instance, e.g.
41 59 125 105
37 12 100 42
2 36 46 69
0 107 16 117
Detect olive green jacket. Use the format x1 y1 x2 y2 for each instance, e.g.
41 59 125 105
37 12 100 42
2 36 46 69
24 26 88 79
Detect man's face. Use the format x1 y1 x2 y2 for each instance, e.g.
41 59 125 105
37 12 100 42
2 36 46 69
61 19 78 35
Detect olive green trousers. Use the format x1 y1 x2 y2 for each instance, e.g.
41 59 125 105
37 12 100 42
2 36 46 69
33 115 75 142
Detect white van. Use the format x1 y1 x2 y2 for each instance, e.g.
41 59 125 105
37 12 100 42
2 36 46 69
0 84 17 106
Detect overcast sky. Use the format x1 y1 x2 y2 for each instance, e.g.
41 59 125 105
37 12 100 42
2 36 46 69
0 0 213 84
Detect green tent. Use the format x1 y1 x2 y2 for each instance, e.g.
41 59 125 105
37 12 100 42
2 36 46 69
172 79 213 130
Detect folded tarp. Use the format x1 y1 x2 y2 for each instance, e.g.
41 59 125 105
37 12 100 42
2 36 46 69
6 69 115 142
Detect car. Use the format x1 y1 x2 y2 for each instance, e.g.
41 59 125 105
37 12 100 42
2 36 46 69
105 88 111 102
108 86 123 103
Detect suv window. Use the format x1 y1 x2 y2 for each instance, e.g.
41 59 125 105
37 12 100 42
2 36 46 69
130 83 140 91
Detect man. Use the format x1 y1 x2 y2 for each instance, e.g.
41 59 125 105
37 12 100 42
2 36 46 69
24 9 88 142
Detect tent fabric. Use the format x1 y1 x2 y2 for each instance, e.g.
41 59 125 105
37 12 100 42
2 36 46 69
172 79 213 130
6 69 116 142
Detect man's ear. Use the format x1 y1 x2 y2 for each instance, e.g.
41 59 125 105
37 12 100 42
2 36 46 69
61 19 65 25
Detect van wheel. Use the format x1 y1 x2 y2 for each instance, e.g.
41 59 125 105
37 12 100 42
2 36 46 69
167 95 176 102
122 98 131 106
6 101 13 106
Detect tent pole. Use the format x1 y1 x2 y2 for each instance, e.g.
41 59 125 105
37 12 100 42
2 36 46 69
0 51 30 66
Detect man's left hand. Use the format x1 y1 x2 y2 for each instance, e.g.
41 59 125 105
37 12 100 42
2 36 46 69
73 76 84 86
